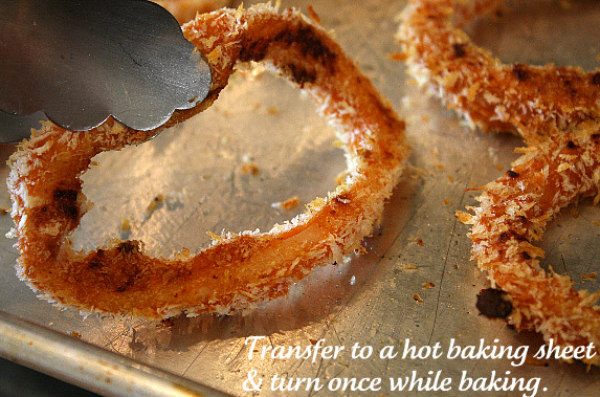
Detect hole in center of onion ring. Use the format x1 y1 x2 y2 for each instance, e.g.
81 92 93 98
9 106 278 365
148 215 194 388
467 0 600 72
539 199 600 292
72 65 346 257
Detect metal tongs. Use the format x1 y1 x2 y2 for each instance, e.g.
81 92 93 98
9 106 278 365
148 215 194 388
0 0 212 143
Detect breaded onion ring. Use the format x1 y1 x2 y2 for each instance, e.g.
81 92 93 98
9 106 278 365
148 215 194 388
398 0 600 145
459 124 600 366
7 4 408 318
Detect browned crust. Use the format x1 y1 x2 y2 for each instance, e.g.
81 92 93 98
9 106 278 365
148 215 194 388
8 4 408 318
460 124 600 366
398 0 600 145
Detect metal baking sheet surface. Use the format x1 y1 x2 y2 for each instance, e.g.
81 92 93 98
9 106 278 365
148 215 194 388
0 0 599 396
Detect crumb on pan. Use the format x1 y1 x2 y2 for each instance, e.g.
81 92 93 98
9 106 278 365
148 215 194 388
582 272 597 281
398 262 418 272
306 5 320 23
422 281 435 289
120 219 131 233
241 162 260 176
272 196 301 211
144 194 165 219
388 51 407 62
413 292 424 303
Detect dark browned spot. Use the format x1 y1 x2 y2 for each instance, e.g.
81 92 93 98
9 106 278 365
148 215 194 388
591 72 600 85
88 249 105 269
566 140 577 149
517 215 528 223
89 259 103 269
592 133 600 141
476 288 512 318
506 170 519 178
273 26 336 63
53 188 79 220
521 251 532 260
239 40 269 62
452 43 466 58
512 64 529 81
241 25 336 72
116 278 134 292
117 241 139 254
499 232 509 242
284 63 316 86
53 189 77 202
561 75 577 97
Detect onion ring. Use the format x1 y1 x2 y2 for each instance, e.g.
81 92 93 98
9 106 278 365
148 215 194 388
7 4 409 318
400 0 600 364
459 124 600 366
398 0 600 145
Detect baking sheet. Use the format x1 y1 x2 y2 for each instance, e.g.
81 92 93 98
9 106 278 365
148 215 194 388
1 0 600 395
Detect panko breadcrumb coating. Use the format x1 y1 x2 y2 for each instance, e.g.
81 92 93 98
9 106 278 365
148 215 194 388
7 4 408 318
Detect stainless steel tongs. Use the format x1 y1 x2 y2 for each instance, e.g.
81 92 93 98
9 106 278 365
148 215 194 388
0 0 212 143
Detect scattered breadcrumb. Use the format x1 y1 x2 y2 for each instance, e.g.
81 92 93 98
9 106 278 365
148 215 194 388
388 52 408 62
422 281 435 289
206 231 223 242
272 196 301 211
408 236 425 246
582 272 597 281
399 262 418 272
120 219 131 233
307 5 320 23
442 198 450 206
174 247 191 259
241 162 260 176
433 163 445 171
70 331 82 339
514 146 536 154
447 175 455 183
413 293 424 303
0 207 9 215
332 139 344 148
265 106 279 116
455 211 472 223
144 194 165 219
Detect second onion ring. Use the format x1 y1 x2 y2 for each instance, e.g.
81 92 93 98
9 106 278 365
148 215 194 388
398 0 600 145
459 124 600 366
7 4 409 318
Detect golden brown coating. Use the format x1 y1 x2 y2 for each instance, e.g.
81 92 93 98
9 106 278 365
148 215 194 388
398 0 600 145
459 123 600 366
8 4 409 318
401 0 600 365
